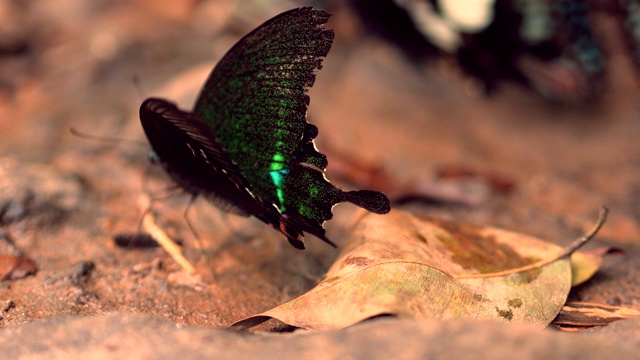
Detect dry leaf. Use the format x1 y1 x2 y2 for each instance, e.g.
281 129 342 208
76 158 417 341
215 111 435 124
0 255 37 280
570 247 623 286
232 208 606 330
552 302 640 330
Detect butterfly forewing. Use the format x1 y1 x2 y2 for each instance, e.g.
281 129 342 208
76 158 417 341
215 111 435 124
193 8 332 203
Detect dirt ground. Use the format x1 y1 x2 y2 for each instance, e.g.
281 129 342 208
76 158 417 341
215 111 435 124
1 1 639 357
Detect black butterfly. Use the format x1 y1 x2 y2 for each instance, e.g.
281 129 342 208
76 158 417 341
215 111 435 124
140 8 390 250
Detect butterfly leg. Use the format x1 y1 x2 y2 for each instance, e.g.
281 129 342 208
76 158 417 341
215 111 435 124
137 183 183 233
182 193 201 243
141 187 203 245
133 189 198 273
137 202 153 235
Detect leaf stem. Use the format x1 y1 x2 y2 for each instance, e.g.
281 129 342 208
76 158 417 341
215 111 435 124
556 205 609 259
457 205 609 279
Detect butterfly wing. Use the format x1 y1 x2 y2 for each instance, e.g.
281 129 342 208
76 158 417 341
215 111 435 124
193 7 332 194
140 98 307 248
193 7 390 242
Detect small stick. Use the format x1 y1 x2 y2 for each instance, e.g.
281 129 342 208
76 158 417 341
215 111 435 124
142 214 196 274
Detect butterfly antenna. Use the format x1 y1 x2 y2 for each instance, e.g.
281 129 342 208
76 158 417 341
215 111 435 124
70 128 148 148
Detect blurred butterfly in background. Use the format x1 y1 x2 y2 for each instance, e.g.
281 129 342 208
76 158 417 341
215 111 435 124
139 7 391 250
349 0 610 103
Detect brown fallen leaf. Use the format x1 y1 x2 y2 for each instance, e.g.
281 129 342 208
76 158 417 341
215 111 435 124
552 302 640 331
232 208 607 330
570 247 623 286
0 255 37 280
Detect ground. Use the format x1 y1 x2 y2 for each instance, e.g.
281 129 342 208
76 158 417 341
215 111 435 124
0 1 639 358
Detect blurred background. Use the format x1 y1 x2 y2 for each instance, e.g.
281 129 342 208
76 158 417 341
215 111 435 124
1 0 638 232
1 0 639 325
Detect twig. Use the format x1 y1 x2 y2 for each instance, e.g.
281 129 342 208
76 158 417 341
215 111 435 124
142 214 196 274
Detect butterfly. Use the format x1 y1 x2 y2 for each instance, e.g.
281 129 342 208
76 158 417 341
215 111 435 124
350 0 605 102
139 7 391 250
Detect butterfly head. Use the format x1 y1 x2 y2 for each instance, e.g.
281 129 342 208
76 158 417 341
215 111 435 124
148 149 161 165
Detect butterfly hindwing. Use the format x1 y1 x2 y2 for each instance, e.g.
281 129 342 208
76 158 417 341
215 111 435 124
140 98 306 248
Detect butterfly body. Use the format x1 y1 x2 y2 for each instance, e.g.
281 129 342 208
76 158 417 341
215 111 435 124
139 8 390 249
